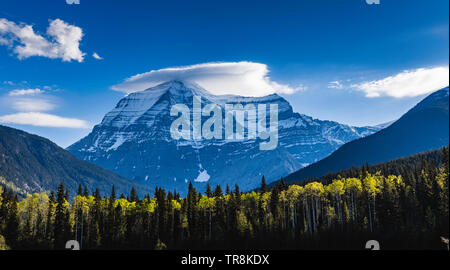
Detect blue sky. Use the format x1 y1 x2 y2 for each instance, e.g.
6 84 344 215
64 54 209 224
0 0 448 147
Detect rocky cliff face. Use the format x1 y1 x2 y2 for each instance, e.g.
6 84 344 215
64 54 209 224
68 81 381 195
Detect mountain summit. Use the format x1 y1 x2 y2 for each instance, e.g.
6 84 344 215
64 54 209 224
68 81 381 194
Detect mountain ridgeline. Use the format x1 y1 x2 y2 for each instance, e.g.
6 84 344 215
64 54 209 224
0 125 153 197
68 80 382 195
284 87 450 184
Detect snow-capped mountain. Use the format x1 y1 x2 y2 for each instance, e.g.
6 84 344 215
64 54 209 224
67 81 383 195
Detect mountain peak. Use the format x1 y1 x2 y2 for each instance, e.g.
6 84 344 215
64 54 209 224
407 86 449 115
162 79 200 88
68 80 383 195
156 79 205 90
423 86 449 100
138 80 212 98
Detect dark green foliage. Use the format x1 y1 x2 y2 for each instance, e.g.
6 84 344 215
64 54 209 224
285 88 449 184
0 147 448 250
260 175 267 193
0 124 153 198
54 182 70 249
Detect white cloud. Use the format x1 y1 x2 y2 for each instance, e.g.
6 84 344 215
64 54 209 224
11 98 56 112
0 36 9 45
92 52 103 60
111 62 304 97
351 66 449 98
8 88 44 96
0 112 89 128
6 88 55 112
328 81 343 89
1 85 88 128
0 18 85 62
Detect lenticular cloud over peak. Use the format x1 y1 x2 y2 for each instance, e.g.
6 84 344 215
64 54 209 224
111 62 304 97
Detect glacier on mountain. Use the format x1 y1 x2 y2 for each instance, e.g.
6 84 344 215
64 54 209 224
68 80 384 195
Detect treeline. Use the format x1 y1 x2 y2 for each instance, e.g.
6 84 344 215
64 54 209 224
318 148 445 185
0 148 448 250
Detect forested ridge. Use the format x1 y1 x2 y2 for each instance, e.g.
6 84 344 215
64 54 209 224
0 147 448 250
0 124 152 198
284 87 449 185
287 148 445 186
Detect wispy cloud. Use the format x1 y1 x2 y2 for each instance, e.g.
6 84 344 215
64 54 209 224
0 112 89 128
0 36 9 45
351 66 449 98
1 85 88 128
8 88 44 96
427 24 449 37
328 81 343 89
11 98 56 112
0 18 85 62
92 52 103 60
6 88 55 112
112 62 305 97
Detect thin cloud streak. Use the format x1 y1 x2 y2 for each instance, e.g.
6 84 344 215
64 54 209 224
0 112 90 128
8 88 44 96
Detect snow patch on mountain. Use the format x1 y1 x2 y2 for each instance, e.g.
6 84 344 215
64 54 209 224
194 170 210 182
67 80 385 195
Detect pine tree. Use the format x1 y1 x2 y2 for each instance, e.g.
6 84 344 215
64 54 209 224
130 186 139 202
234 184 241 206
54 182 69 249
270 186 280 230
113 204 126 247
213 185 225 237
83 186 89 197
280 176 286 190
261 176 267 193
0 187 10 232
213 185 223 197
206 183 212 198
64 188 69 201
87 188 102 249
5 195 19 248
46 191 55 245
110 185 116 203
439 147 449 234
105 185 116 248
156 188 168 242
187 182 198 239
